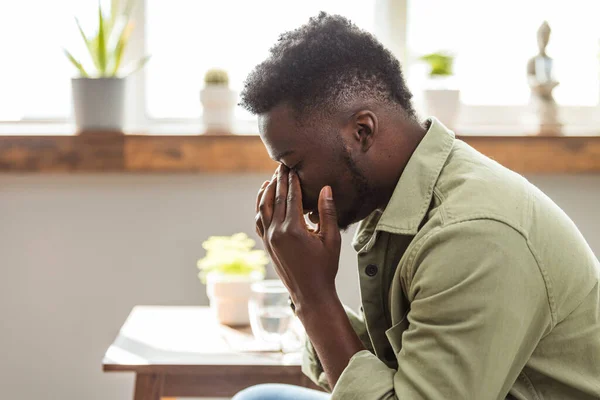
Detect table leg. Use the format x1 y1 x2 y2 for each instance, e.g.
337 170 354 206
133 373 164 400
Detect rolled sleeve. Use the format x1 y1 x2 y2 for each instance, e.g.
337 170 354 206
332 219 552 399
332 350 396 399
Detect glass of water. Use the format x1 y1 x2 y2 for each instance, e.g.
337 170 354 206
248 280 295 352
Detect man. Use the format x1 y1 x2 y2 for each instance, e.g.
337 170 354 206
233 13 600 400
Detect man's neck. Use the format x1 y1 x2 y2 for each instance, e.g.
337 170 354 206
376 119 427 210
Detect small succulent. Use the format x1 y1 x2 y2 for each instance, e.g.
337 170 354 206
204 68 230 86
419 52 454 77
197 233 268 283
64 0 150 78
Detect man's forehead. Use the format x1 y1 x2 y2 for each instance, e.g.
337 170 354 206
258 105 297 133
258 106 305 160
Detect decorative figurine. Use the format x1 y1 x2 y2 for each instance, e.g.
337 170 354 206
526 21 562 134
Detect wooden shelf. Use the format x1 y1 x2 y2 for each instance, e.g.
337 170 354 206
0 132 599 174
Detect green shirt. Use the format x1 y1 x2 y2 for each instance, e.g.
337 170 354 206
303 118 600 399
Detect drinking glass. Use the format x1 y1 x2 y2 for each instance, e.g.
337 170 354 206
248 280 295 352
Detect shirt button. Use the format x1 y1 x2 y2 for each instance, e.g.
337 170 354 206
365 264 378 277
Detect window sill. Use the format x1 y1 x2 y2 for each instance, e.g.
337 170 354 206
0 126 599 174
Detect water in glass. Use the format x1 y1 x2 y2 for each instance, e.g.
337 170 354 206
249 280 295 350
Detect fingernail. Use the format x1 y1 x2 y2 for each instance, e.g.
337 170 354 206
323 186 333 200
261 180 269 188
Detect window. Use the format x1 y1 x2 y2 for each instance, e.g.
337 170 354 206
2 0 599 130
0 0 97 121
406 0 600 127
145 0 376 121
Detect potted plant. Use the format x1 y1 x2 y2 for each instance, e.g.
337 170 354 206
64 0 150 133
197 233 267 326
200 69 237 133
419 52 460 130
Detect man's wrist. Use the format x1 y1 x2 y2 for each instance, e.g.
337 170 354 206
294 290 343 322
294 288 365 389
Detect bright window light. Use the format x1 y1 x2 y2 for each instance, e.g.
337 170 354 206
407 0 600 106
145 0 376 120
0 0 100 121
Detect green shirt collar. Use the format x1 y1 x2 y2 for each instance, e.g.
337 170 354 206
352 117 455 253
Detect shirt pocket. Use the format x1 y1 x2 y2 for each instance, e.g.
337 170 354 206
385 313 410 358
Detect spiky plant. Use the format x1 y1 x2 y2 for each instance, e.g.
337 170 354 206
64 0 150 78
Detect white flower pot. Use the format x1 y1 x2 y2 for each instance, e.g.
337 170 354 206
71 77 126 132
423 89 461 130
200 86 237 133
206 272 263 326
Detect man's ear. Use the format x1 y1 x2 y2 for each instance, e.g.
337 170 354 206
352 110 377 152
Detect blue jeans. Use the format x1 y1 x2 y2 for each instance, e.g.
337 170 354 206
232 384 330 400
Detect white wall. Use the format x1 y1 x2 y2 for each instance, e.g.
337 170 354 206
0 173 598 400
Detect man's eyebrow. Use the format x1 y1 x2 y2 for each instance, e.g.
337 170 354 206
273 150 294 162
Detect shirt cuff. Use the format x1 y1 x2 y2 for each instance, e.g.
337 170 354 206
331 350 396 400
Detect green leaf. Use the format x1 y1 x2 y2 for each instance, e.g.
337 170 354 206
75 17 100 72
196 233 268 285
63 48 89 77
106 17 126 58
110 21 134 75
121 55 151 77
74 18 91 51
97 3 107 75
110 0 121 27
419 52 454 77
105 0 122 42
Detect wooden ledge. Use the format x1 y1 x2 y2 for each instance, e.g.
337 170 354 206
0 133 599 174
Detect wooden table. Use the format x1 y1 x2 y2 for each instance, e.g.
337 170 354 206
103 306 319 399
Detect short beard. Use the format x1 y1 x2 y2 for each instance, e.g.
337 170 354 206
337 148 375 231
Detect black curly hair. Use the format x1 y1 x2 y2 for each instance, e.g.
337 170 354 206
240 12 416 120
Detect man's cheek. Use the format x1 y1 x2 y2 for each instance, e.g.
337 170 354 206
302 196 318 212
299 184 317 209
298 176 325 209
300 192 318 212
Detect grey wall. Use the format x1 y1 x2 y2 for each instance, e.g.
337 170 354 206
0 173 598 400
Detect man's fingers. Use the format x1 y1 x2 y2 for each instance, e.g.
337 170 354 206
258 169 277 213
256 180 269 213
286 169 304 225
317 186 340 244
255 213 264 237
273 165 288 222
259 175 277 231
255 181 270 237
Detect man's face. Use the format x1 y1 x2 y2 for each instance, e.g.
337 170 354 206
258 105 374 230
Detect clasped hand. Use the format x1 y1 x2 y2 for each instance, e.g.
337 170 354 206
255 165 341 312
